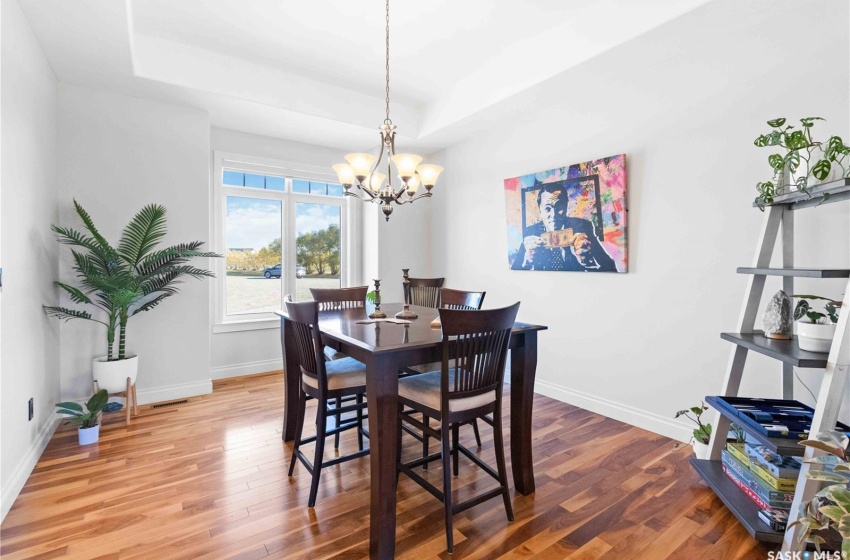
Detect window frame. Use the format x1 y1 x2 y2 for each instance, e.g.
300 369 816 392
211 151 359 332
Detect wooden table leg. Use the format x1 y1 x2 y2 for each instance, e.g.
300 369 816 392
510 330 537 495
281 317 300 442
365 353 400 560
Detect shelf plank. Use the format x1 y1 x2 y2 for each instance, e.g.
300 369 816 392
737 267 850 278
704 396 805 456
720 332 829 368
690 458 784 543
754 177 850 210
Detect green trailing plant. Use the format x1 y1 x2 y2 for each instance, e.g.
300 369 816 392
787 431 850 555
675 402 712 445
43 200 221 361
753 117 850 210
793 294 842 325
55 390 112 429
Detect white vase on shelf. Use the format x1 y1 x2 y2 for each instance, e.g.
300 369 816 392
797 322 836 353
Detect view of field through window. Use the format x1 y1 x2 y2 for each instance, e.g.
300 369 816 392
224 175 343 316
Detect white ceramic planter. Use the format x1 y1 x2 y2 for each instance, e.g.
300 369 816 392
78 424 100 445
692 440 710 460
797 322 836 353
789 147 843 191
92 355 138 393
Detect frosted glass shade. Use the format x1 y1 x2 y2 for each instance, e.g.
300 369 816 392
368 172 386 192
345 153 377 179
416 164 443 187
332 163 355 185
391 154 423 178
405 173 420 195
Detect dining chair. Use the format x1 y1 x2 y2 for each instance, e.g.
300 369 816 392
308 286 369 449
396 302 520 553
285 299 370 508
407 288 488 455
407 277 444 308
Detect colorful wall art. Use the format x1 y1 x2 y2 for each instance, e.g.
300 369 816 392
504 154 627 273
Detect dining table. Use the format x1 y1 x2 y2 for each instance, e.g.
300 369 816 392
275 302 547 559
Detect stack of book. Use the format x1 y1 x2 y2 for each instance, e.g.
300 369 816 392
721 441 802 531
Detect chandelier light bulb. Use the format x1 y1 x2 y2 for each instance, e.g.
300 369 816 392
369 172 386 193
416 164 443 188
390 154 423 179
332 163 355 186
405 173 420 196
345 153 378 180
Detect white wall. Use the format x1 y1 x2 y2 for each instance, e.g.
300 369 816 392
57 84 213 405
428 0 850 441
0 0 60 521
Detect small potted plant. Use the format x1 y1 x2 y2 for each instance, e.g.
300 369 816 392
787 431 850 555
753 117 850 210
675 402 712 459
55 390 117 445
793 294 842 353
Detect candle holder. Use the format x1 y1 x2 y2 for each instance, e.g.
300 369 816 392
395 268 418 319
369 279 387 319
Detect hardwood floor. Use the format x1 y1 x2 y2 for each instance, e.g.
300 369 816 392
1 373 775 559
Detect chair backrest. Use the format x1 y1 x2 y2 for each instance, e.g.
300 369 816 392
440 288 485 310
284 299 328 392
310 286 368 310
407 277 445 308
438 302 520 404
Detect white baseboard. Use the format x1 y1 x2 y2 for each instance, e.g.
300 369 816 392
136 379 213 405
1 417 60 523
210 359 282 381
534 379 692 443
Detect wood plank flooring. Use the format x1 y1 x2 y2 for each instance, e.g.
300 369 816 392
1 373 776 559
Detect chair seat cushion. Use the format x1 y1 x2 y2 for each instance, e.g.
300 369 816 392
398 369 495 412
302 357 366 390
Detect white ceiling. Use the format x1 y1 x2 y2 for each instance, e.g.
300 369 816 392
18 0 711 151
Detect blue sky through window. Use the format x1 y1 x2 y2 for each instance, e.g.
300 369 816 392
226 197 340 251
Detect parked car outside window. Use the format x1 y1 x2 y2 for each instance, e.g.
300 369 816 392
264 264 281 279
296 265 306 279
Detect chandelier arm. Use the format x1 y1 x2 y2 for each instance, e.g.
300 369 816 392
407 192 433 203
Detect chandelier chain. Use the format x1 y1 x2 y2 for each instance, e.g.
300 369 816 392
384 0 391 125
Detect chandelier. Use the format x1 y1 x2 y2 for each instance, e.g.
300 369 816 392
332 0 442 221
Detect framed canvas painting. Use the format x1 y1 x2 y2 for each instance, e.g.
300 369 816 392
504 154 627 273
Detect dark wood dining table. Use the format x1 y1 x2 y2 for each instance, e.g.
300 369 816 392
275 303 547 559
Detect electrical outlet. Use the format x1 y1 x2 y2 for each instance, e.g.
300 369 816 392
28 398 34 421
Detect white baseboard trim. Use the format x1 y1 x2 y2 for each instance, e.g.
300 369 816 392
534 379 692 443
1 417 60 523
136 379 213 405
210 359 282 381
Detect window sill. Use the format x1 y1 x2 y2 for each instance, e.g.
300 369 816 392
213 318 280 334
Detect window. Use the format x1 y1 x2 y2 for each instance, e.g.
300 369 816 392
213 153 359 330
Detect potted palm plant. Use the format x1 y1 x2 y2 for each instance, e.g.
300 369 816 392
44 200 220 393
55 389 114 445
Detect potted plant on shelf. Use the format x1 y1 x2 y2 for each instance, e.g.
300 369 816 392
793 294 842 353
675 402 713 459
753 117 850 210
55 390 116 445
43 200 220 394
787 431 850 555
